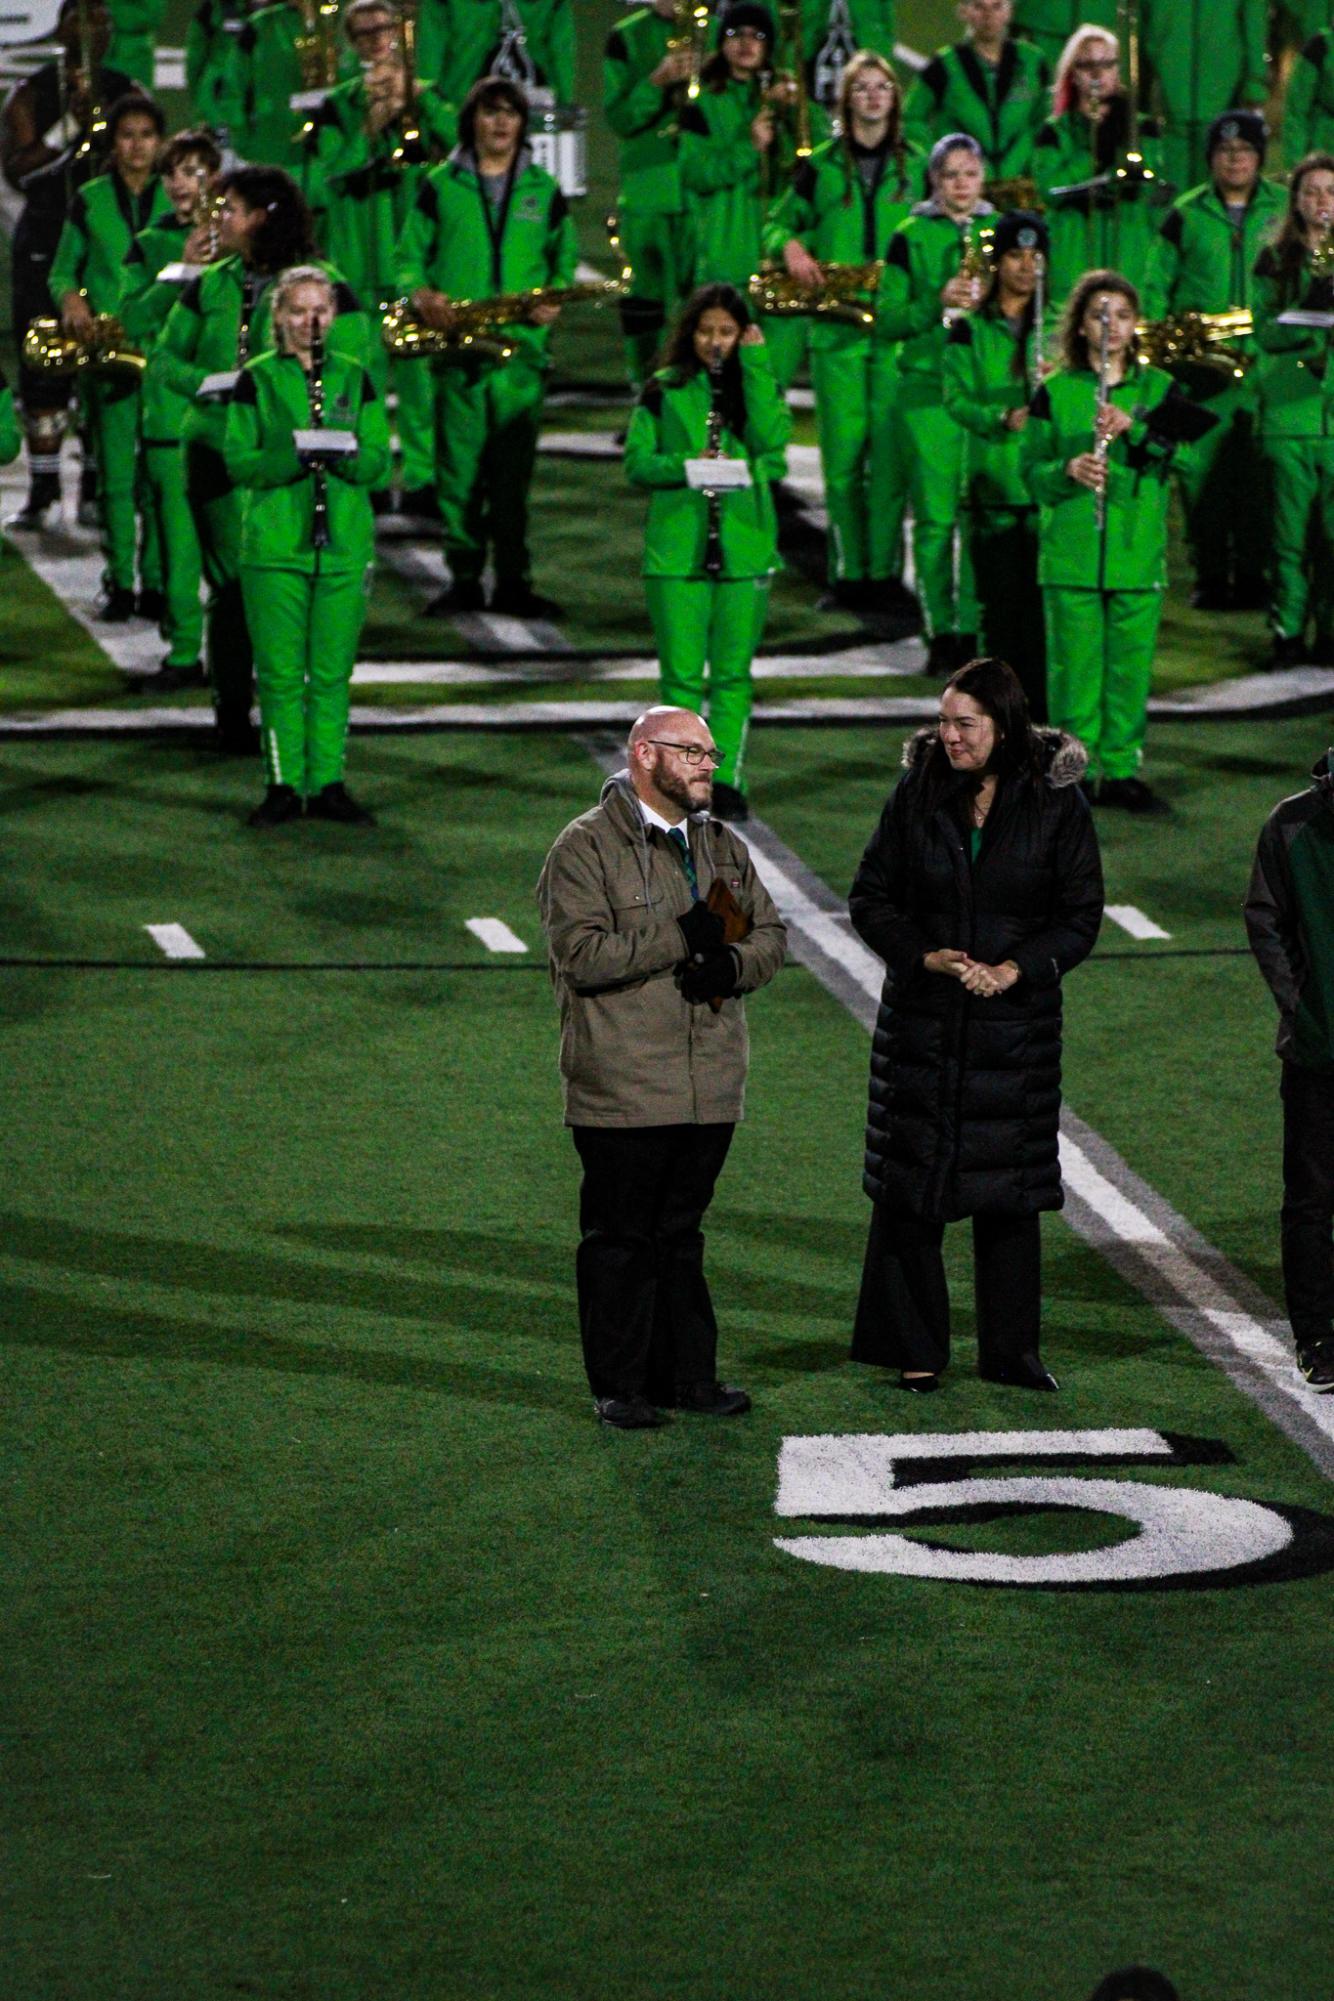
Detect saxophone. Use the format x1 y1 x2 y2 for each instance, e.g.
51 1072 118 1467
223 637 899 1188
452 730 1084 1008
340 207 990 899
382 270 630 362
748 258 881 324
1136 308 1253 376
942 223 989 327
702 363 724 582
22 312 144 380
308 322 331 551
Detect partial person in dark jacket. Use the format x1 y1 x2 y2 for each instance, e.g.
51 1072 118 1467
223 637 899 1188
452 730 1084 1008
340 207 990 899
848 655 1104 1393
1244 751 1334 1391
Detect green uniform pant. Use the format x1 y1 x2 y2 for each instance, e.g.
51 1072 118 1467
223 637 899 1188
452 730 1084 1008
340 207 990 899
1177 387 1267 596
645 573 770 791
1043 585 1163 780
970 509 1045 721
810 342 908 584
186 442 252 731
433 357 545 588
618 208 696 389
241 564 368 792
1261 434 1334 643
761 315 808 395
897 380 977 640
144 441 204 666
84 376 160 594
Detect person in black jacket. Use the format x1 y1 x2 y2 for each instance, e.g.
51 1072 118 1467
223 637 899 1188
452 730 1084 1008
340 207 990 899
1244 750 1334 1392
848 655 1104 1393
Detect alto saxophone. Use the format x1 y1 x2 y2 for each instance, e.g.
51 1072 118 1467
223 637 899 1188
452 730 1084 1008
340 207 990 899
1135 308 1253 377
942 224 989 327
748 258 881 325
308 322 331 550
22 312 144 380
382 270 630 363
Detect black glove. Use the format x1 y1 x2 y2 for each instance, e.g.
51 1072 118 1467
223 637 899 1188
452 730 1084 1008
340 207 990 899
680 947 739 1004
677 900 725 960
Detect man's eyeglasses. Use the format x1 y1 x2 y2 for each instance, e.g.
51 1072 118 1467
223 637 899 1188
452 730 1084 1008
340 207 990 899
647 739 724 768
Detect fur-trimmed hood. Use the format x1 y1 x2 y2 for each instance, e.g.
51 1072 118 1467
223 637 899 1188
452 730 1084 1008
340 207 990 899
902 725 1089 788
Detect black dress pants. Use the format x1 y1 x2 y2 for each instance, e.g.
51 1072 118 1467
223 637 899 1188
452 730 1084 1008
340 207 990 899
1280 1062 1334 1350
851 1199 1042 1375
572 1122 734 1401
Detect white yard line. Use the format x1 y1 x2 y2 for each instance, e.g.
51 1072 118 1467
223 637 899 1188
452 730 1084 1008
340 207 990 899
465 917 528 954
144 922 205 960
1105 903 1172 942
0 458 162 673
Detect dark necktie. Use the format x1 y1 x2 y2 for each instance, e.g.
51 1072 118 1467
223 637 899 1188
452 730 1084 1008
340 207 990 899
667 826 700 902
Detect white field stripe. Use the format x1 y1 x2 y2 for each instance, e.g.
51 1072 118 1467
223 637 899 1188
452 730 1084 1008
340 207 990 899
0 458 164 673
374 538 564 653
347 644 922 686
465 917 528 954
1105 903 1172 942
145 923 205 960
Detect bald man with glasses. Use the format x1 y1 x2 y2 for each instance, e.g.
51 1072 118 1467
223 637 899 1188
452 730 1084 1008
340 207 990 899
537 706 787 1429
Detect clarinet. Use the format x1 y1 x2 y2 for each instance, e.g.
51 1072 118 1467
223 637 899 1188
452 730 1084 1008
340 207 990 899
703 362 724 582
308 322 331 551
1093 299 1111 532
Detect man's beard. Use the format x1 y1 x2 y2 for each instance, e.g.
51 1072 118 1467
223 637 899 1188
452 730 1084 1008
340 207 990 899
654 758 710 816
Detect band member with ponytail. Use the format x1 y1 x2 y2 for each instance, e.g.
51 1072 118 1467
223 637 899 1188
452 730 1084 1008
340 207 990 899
1022 268 1200 813
1252 153 1334 669
395 75 577 618
765 48 922 616
943 209 1049 717
225 265 390 827
877 131 993 675
624 284 791 823
153 166 369 749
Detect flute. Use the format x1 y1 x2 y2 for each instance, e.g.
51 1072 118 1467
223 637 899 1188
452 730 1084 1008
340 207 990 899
309 322 331 550
1031 251 1046 391
1093 298 1111 533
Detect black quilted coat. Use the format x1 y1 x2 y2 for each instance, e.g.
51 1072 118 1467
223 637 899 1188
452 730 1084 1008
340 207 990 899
849 728 1104 1221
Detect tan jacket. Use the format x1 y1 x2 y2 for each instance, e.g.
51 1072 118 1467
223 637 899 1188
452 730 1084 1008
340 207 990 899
536 773 787 1127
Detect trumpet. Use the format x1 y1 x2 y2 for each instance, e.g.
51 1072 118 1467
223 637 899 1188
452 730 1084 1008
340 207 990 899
383 271 629 363
22 313 144 380
748 258 880 325
1136 308 1253 376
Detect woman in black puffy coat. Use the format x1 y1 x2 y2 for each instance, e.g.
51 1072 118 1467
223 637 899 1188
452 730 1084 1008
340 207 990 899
848 656 1104 1393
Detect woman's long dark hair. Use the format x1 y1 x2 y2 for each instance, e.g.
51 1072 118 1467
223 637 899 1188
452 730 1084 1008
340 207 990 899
655 284 752 436
979 267 1039 379
1059 267 1138 371
915 656 1044 819
220 165 313 272
1260 152 1334 303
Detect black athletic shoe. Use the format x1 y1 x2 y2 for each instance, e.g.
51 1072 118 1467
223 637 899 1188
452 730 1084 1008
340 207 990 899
215 718 261 756
96 585 137 622
5 472 61 530
899 1372 941 1394
489 582 564 621
1231 576 1268 613
399 484 441 523
135 587 166 622
423 579 485 616
817 580 871 612
595 1394 668 1430
711 780 749 823
247 784 302 828
979 1352 1060 1391
307 781 375 825
132 662 200 695
669 1381 752 1416
1190 580 1231 611
1298 1338 1334 1391
954 631 979 667
925 633 957 676
1270 634 1308 671
1098 776 1170 817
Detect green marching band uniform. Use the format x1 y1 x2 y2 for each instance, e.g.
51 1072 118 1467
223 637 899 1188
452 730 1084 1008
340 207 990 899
902 31 1049 179
1141 110 1285 608
152 255 369 739
1009 1 1116 70
875 174 992 658
223 343 390 797
679 63 778 291
107 0 165 87
625 339 792 799
1138 0 1268 195
1251 227 1334 658
307 72 458 501
394 138 578 602
764 127 922 594
186 0 243 134
232 2 356 172
49 166 173 601
415 0 576 113
1284 32 1334 168
1021 352 1191 785
794 0 897 109
120 211 212 671
942 213 1048 719
603 3 711 390
1033 102 1168 306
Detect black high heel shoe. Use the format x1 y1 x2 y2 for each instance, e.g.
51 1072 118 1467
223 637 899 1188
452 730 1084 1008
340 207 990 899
898 1371 941 1394
979 1352 1059 1391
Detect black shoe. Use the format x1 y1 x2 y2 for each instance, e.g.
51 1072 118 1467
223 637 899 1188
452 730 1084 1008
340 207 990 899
1270 634 1308 670
399 484 441 523
711 780 749 823
5 472 61 530
370 488 397 518
1298 1337 1334 1391
670 1381 751 1416
1190 580 1231 611
1098 776 1170 817
423 579 485 616
306 781 375 825
96 585 137 622
247 783 302 828
954 631 978 666
489 582 564 621
925 633 957 676
980 1351 1059 1391
1231 576 1267 612
899 1371 941 1394
132 662 200 695
818 580 870 612
595 1394 668 1429
135 587 166 622
215 718 261 756
860 576 924 639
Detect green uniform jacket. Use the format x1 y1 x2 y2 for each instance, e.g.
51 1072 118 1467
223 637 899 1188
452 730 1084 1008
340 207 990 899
679 75 773 289
794 0 897 107
308 75 458 306
1140 0 1268 135
153 255 369 453
186 0 243 128
419 0 575 109
624 344 791 578
49 170 171 315
1033 109 1168 304
1143 175 1287 326
1284 33 1334 166
943 307 1040 509
395 146 578 366
224 347 391 571
107 0 164 81
876 202 995 380
1021 361 1184 587
233 1 356 169
764 133 923 352
1252 247 1334 438
120 214 206 439
0 379 21 465
604 3 713 217
902 37 1050 179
